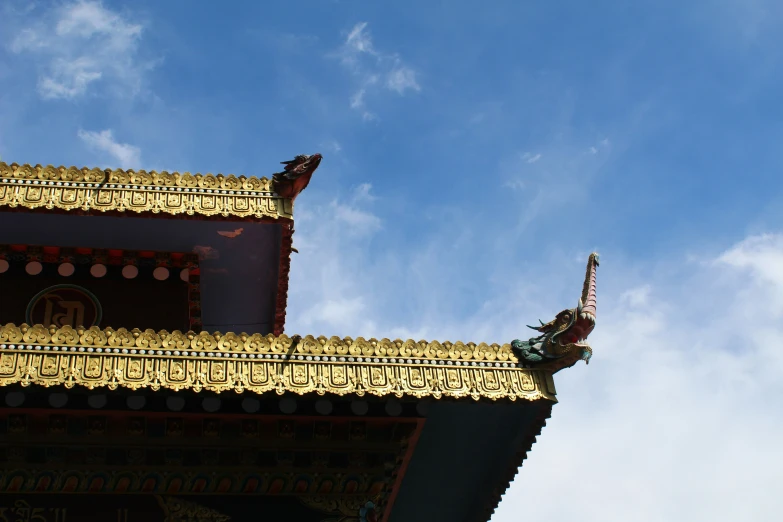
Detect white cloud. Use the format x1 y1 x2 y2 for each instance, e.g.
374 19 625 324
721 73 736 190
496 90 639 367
619 284 652 307
38 58 103 100
350 89 365 109
321 140 342 154
332 203 382 236
505 152 543 191
351 183 376 204
77 129 141 169
349 88 376 121
303 296 368 329
503 179 526 191
501 132 617 236
335 22 420 118
344 22 374 57
588 138 610 155
288 187 384 336
716 233 783 288
329 183 382 235
522 152 542 164
10 1 153 100
386 66 420 94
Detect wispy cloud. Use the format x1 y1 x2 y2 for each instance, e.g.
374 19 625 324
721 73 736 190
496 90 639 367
715 233 783 287
335 22 421 119
349 87 377 121
288 183 384 335
331 183 382 236
10 0 154 100
77 129 141 169
503 179 526 191
588 138 610 155
351 183 376 204
386 66 420 94
332 204 382 236
320 140 343 154
619 284 652 307
500 131 616 237
349 89 366 109
522 152 542 164
343 22 374 57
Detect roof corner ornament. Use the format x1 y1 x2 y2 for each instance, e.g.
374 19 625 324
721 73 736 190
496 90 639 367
511 253 599 373
271 153 323 200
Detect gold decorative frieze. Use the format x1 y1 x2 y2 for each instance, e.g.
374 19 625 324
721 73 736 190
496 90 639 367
0 162 293 220
0 324 555 402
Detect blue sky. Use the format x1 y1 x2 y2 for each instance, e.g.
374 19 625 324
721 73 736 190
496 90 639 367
2 1 783 520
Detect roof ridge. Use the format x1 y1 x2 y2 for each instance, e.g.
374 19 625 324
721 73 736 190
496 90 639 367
1 161 270 182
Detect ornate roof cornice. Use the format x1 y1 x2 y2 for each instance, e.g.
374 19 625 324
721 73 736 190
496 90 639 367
0 324 556 402
0 162 292 220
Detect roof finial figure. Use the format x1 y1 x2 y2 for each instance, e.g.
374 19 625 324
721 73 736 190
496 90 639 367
272 153 322 200
511 253 600 372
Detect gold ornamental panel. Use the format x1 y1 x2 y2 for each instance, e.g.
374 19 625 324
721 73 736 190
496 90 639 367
0 324 556 402
0 162 293 220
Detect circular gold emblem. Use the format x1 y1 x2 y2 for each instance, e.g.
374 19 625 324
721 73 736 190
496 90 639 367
25 284 103 328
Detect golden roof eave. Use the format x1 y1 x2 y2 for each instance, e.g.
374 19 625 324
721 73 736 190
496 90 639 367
0 162 293 220
0 324 556 402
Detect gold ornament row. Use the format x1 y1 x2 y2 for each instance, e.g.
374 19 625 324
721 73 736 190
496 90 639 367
0 350 551 401
1 324 520 363
0 325 553 401
1 163 274 192
0 166 292 220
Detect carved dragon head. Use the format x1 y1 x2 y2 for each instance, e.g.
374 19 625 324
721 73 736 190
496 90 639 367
272 153 323 200
512 253 599 372
276 153 322 178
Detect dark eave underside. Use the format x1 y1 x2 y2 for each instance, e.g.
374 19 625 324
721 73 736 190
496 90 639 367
389 399 553 522
0 384 553 522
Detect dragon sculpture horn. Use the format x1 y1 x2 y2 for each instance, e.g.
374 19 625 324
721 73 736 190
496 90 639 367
510 252 600 373
579 253 599 321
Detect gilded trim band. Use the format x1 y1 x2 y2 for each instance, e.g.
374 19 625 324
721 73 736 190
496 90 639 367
0 162 292 220
0 324 555 401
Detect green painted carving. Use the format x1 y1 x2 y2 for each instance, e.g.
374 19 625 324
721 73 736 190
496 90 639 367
512 253 599 373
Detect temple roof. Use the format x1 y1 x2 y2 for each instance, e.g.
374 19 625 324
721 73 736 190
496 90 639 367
0 157 598 521
0 162 292 220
